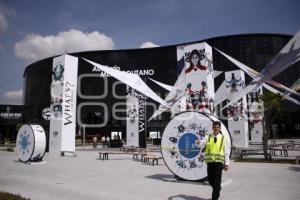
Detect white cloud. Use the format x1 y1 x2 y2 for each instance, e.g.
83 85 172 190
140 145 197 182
0 44 4 51
0 12 7 32
0 1 12 32
139 41 160 48
3 89 23 105
15 29 115 63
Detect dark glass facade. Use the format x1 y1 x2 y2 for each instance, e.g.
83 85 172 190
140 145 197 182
23 33 300 139
0 105 33 143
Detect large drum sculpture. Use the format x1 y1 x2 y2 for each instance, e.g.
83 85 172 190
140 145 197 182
16 124 46 162
161 111 231 181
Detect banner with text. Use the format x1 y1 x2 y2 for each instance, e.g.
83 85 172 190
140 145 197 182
49 55 78 154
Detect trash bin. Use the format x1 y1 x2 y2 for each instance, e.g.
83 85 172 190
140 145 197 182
93 136 98 149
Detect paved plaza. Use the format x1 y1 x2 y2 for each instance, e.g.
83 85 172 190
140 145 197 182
0 150 299 200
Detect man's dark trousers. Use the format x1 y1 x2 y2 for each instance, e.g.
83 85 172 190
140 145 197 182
207 162 223 200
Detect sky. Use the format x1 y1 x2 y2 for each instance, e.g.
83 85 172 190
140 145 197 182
0 0 299 105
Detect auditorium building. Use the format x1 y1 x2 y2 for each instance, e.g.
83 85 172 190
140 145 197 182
1 33 299 144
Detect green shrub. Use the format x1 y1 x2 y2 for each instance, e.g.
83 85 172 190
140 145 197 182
0 191 30 200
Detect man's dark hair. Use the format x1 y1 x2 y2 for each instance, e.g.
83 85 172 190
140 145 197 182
212 121 221 127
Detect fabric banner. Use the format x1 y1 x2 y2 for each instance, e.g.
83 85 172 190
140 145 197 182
225 70 249 147
147 76 186 119
263 83 300 105
83 58 167 106
126 87 139 147
181 42 214 114
260 30 300 81
148 77 173 91
217 30 300 109
214 81 227 107
290 78 300 92
126 87 146 147
138 92 146 148
248 86 264 143
149 42 215 121
49 54 78 154
148 66 186 121
216 47 300 97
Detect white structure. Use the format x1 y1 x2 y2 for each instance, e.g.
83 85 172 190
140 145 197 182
49 55 78 155
248 86 264 143
126 87 140 146
180 42 214 113
224 70 249 147
161 111 231 181
16 124 46 162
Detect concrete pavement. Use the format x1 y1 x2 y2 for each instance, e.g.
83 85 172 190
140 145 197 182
0 150 299 200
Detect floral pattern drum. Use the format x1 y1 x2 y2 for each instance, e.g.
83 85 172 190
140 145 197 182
16 124 46 162
161 111 231 181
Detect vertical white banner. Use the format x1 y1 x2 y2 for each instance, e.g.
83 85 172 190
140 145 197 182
181 42 214 114
49 55 64 154
49 55 78 154
126 87 139 146
248 86 264 143
225 70 249 147
171 45 187 118
61 55 78 152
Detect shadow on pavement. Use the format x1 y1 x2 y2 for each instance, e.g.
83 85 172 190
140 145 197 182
168 194 209 200
288 166 300 172
145 173 174 180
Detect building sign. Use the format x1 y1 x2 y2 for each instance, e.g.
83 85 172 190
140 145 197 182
92 65 156 77
138 92 146 148
0 106 22 119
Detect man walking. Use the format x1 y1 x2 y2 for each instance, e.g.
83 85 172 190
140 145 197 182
199 121 230 200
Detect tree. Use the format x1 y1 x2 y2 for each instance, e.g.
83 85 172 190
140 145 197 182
259 92 284 160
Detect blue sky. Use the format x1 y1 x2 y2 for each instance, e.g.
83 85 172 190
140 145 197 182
0 0 299 104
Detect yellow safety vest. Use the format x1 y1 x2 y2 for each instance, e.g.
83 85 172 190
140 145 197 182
205 134 225 164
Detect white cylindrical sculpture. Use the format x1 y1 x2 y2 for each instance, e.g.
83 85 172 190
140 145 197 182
161 111 231 181
16 124 46 162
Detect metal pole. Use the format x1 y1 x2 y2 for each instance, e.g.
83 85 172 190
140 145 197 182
83 124 86 147
144 77 147 148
